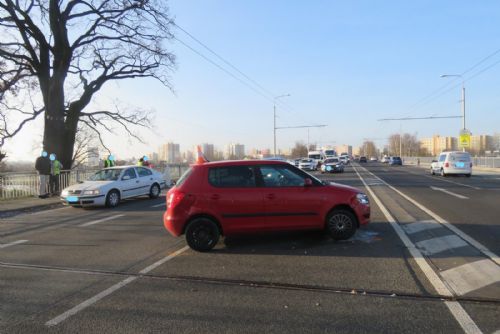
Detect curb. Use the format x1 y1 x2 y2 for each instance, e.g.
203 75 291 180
0 201 63 218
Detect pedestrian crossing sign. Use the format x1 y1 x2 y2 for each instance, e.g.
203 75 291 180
459 130 471 148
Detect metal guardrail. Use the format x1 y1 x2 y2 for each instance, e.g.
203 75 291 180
0 164 189 200
403 156 500 168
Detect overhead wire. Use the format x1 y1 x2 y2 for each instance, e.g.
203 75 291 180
397 47 500 119
172 23 322 127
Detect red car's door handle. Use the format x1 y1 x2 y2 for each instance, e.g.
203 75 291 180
210 194 220 200
266 194 276 200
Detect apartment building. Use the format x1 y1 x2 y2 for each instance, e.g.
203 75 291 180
224 143 245 159
419 135 457 156
159 142 181 163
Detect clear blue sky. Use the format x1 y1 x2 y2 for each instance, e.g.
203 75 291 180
5 0 500 161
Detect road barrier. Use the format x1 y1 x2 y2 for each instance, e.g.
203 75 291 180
404 156 500 168
0 164 189 200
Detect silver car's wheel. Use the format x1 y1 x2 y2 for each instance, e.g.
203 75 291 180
430 168 435 175
149 183 160 199
106 190 120 208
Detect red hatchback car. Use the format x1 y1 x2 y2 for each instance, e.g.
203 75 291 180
163 160 370 251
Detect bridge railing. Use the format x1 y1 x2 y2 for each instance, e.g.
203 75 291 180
0 164 189 200
403 156 500 168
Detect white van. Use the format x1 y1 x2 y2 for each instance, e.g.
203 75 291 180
430 151 472 177
308 150 326 168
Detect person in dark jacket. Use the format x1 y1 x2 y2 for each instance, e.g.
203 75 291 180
35 151 51 198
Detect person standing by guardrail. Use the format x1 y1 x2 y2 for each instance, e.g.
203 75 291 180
49 153 63 196
35 151 51 198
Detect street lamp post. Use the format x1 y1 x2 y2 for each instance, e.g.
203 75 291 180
273 94 290 157
441 74 466 151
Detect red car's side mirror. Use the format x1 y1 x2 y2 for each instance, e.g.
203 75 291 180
304 178 313 187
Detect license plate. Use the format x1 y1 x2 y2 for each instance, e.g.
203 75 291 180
67 196 79 202
455 162 465 168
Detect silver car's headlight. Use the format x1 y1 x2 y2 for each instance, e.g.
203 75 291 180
82 189 100 195
356 193 369 205
61 190 69 196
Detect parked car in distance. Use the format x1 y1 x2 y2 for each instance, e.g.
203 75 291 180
369 156 378 162
299 158 317 171
381 156 390 163
60 166 165 207
359 156 367 163
430 151 472 177
321 157 344 173
389 156 402 166
163 160 370 251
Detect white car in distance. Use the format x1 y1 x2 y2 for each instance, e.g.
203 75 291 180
60 166 166 207
299 158 317 171
430 151 472 177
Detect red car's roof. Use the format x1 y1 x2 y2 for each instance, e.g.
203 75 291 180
192 160 288 168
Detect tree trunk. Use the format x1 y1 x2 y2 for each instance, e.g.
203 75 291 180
61 109 80 169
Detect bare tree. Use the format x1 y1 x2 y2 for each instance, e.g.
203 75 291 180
360 141 377 157
291 141 308 158
388 133 420 156
0 0 176 168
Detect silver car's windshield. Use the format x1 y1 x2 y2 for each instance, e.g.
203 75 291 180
90 169 123 181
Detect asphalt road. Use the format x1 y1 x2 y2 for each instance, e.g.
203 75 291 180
1 163 499 333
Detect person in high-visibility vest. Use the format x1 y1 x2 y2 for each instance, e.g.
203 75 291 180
137 156 144 166
104 154 115 168
49 153 63 196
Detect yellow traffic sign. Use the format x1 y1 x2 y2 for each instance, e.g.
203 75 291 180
459 131 470 148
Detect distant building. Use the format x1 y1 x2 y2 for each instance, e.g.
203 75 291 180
470 135 494 155
225 143 245 160
147 152 159 163
419 135 457 156
201 143 215 161
86 147 100 167
159 142 181 163
352 147 361 156
335 144 352 156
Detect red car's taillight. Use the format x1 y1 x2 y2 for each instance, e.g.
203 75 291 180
167 191 185 208
444 162 449 167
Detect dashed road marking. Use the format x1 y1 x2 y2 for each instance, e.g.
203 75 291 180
356 165 500 266
401 220 440 234
441 259 500 296
430 186 469 199
0 239 28 249
79 214 125 227
45 246 189 327
353 165 483 334
415 235 469 255
150 202 166 208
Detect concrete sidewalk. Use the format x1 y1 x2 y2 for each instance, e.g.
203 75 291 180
0 196 62 218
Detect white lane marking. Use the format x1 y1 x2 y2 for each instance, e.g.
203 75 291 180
441 259 500 296
353 166 482 334
150 202 166 208
402 220 441 235
79 214 125 227
444 301 483 334
0 239 28 249
46 276 137 327
358 165 500 266
415 235 469 256
46 246 189 327
139 246 189 274
430 186 469 199
414 170 481 190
